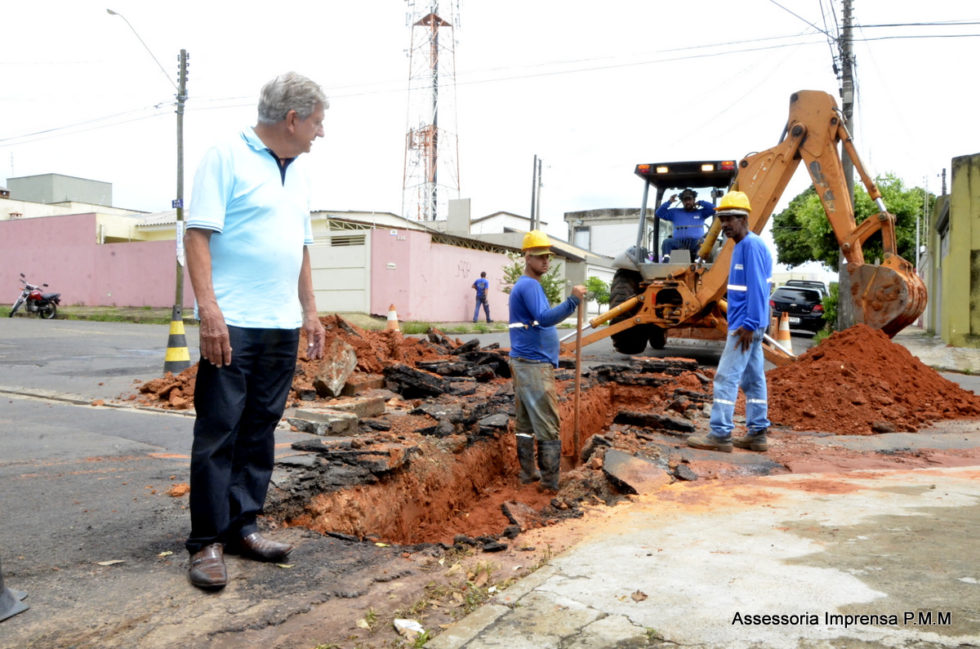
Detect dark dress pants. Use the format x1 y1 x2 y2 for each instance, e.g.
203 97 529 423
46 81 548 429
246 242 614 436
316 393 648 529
185 326 299 554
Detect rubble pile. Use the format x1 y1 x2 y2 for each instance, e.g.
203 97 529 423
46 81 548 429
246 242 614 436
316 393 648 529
268 357 717 546
768 324 980 435
131 317 980 548
134 315 466 409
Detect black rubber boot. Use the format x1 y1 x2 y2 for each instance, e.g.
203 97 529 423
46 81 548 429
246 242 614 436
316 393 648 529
538 439 562 493
516 434 540 483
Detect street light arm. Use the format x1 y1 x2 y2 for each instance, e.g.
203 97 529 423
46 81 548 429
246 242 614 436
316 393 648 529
106 8 178 92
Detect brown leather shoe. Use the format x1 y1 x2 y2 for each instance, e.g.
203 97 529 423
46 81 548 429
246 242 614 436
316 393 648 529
237 533 293 563
188 543 227 590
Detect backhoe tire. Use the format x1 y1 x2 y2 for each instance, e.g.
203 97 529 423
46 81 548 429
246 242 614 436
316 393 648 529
648 326 666 350
609 269 648 355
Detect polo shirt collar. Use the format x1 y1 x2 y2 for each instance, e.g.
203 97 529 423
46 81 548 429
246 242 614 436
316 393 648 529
241 126 268 152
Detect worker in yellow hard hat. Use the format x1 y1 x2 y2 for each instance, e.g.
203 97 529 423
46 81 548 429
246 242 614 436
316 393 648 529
688 191 774 453
508 230 586 492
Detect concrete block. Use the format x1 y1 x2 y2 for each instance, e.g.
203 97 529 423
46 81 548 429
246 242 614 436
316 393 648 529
287 408 358 436
341 373 385 395
322 395 386 419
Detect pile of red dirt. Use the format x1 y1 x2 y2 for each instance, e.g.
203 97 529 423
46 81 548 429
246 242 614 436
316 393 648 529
768 324 980 435
134 315 455 409
137 364 197 410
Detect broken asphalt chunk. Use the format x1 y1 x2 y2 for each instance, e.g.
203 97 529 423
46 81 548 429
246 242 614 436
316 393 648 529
602 449 671 494
501 501 544 532
613 409 696 433
382 363 450 398
673 464 698 481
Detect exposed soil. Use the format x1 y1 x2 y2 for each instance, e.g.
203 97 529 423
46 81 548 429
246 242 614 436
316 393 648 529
768 324 980 435
119 318 980 648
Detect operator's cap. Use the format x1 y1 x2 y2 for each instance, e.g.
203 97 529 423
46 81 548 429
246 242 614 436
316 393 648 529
715 190 751 217
521 229 553 254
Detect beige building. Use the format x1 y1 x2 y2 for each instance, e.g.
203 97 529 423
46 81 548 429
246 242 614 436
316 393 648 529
923 153 980 347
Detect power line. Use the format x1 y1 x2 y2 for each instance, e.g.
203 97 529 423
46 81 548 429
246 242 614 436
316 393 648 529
3 18 977 148
767 0 834 37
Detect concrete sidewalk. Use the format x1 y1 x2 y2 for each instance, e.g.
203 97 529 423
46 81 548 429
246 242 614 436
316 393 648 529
424 327 980 649
429 467 980 649
892 326 980 375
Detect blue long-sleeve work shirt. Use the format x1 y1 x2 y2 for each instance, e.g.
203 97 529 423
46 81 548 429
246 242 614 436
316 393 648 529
508 275 580 367
654 200 715 238
726 232 773 331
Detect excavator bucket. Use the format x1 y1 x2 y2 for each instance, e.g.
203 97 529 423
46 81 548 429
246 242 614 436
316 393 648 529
844 255 927 337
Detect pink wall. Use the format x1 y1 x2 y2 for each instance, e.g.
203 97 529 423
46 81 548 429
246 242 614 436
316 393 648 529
371 229 510 322
1 214 512 321
0 213 194 308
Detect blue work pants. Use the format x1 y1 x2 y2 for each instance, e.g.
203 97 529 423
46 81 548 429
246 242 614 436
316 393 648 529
473 295 491 322
709 328 770 439
661 236 702 258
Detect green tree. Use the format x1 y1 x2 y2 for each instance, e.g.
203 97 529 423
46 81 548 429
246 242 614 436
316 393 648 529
586 276 610 312
771 174 930 271
501 252 564 304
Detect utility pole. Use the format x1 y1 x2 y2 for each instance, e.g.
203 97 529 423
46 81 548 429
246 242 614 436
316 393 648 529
840 0 855 206
529 154 539 230
836 0 856 331
107 9 190 373
535 157 543 226
164 49 192 374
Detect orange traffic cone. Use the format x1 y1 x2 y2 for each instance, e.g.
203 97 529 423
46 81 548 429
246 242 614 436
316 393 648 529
386 304 400 332
776 311 793 354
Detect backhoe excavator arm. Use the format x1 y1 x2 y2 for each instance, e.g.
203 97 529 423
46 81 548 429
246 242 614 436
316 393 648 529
698 90 925 336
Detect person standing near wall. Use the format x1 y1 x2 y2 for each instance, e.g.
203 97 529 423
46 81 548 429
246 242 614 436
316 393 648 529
508 230 586 492
472 271 492 323
183 72 328 590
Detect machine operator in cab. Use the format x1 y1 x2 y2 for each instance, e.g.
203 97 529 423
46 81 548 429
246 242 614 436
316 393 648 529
655 188 715 262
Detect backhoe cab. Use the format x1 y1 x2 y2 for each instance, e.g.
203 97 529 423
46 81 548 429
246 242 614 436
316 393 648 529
561 90 927 365
602 160 738 355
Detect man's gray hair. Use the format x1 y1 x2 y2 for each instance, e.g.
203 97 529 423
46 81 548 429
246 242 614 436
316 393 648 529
257 72 328 124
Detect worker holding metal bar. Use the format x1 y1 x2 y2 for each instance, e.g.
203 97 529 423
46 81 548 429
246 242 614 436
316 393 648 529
688 192 773 453
508 230 586 492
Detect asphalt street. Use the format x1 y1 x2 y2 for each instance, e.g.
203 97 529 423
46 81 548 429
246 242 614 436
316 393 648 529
1 317 977 649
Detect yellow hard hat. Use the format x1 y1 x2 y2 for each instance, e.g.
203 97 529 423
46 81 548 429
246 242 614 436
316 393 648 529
521 229 553 251
715 190 751 215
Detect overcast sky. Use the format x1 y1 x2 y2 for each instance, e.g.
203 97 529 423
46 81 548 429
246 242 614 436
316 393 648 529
2 0 977 247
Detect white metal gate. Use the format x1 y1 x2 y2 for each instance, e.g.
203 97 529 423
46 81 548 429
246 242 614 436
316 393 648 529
308 231 371 313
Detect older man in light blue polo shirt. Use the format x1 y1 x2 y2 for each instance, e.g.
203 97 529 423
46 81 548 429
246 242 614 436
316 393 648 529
183 72 327 591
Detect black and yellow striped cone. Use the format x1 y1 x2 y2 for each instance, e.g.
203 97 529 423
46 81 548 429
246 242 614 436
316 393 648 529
164 305 192 374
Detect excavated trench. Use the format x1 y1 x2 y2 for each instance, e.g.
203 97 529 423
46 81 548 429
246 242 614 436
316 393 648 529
134 318 980 549
264 359 719 547
277 386 618 545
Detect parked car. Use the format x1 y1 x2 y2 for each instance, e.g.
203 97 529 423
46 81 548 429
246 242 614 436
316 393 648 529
769 286 826 333
784 279 829 297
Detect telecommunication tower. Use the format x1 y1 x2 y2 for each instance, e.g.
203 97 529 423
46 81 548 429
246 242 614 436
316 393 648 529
402 0 461 221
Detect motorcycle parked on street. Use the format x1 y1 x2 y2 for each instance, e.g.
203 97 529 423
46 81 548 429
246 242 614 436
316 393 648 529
9 273 61 319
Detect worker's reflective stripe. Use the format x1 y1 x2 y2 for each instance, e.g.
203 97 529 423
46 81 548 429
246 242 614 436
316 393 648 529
508 321 540 329
714 398 737 406
746 399 768 404
727 284 748 291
